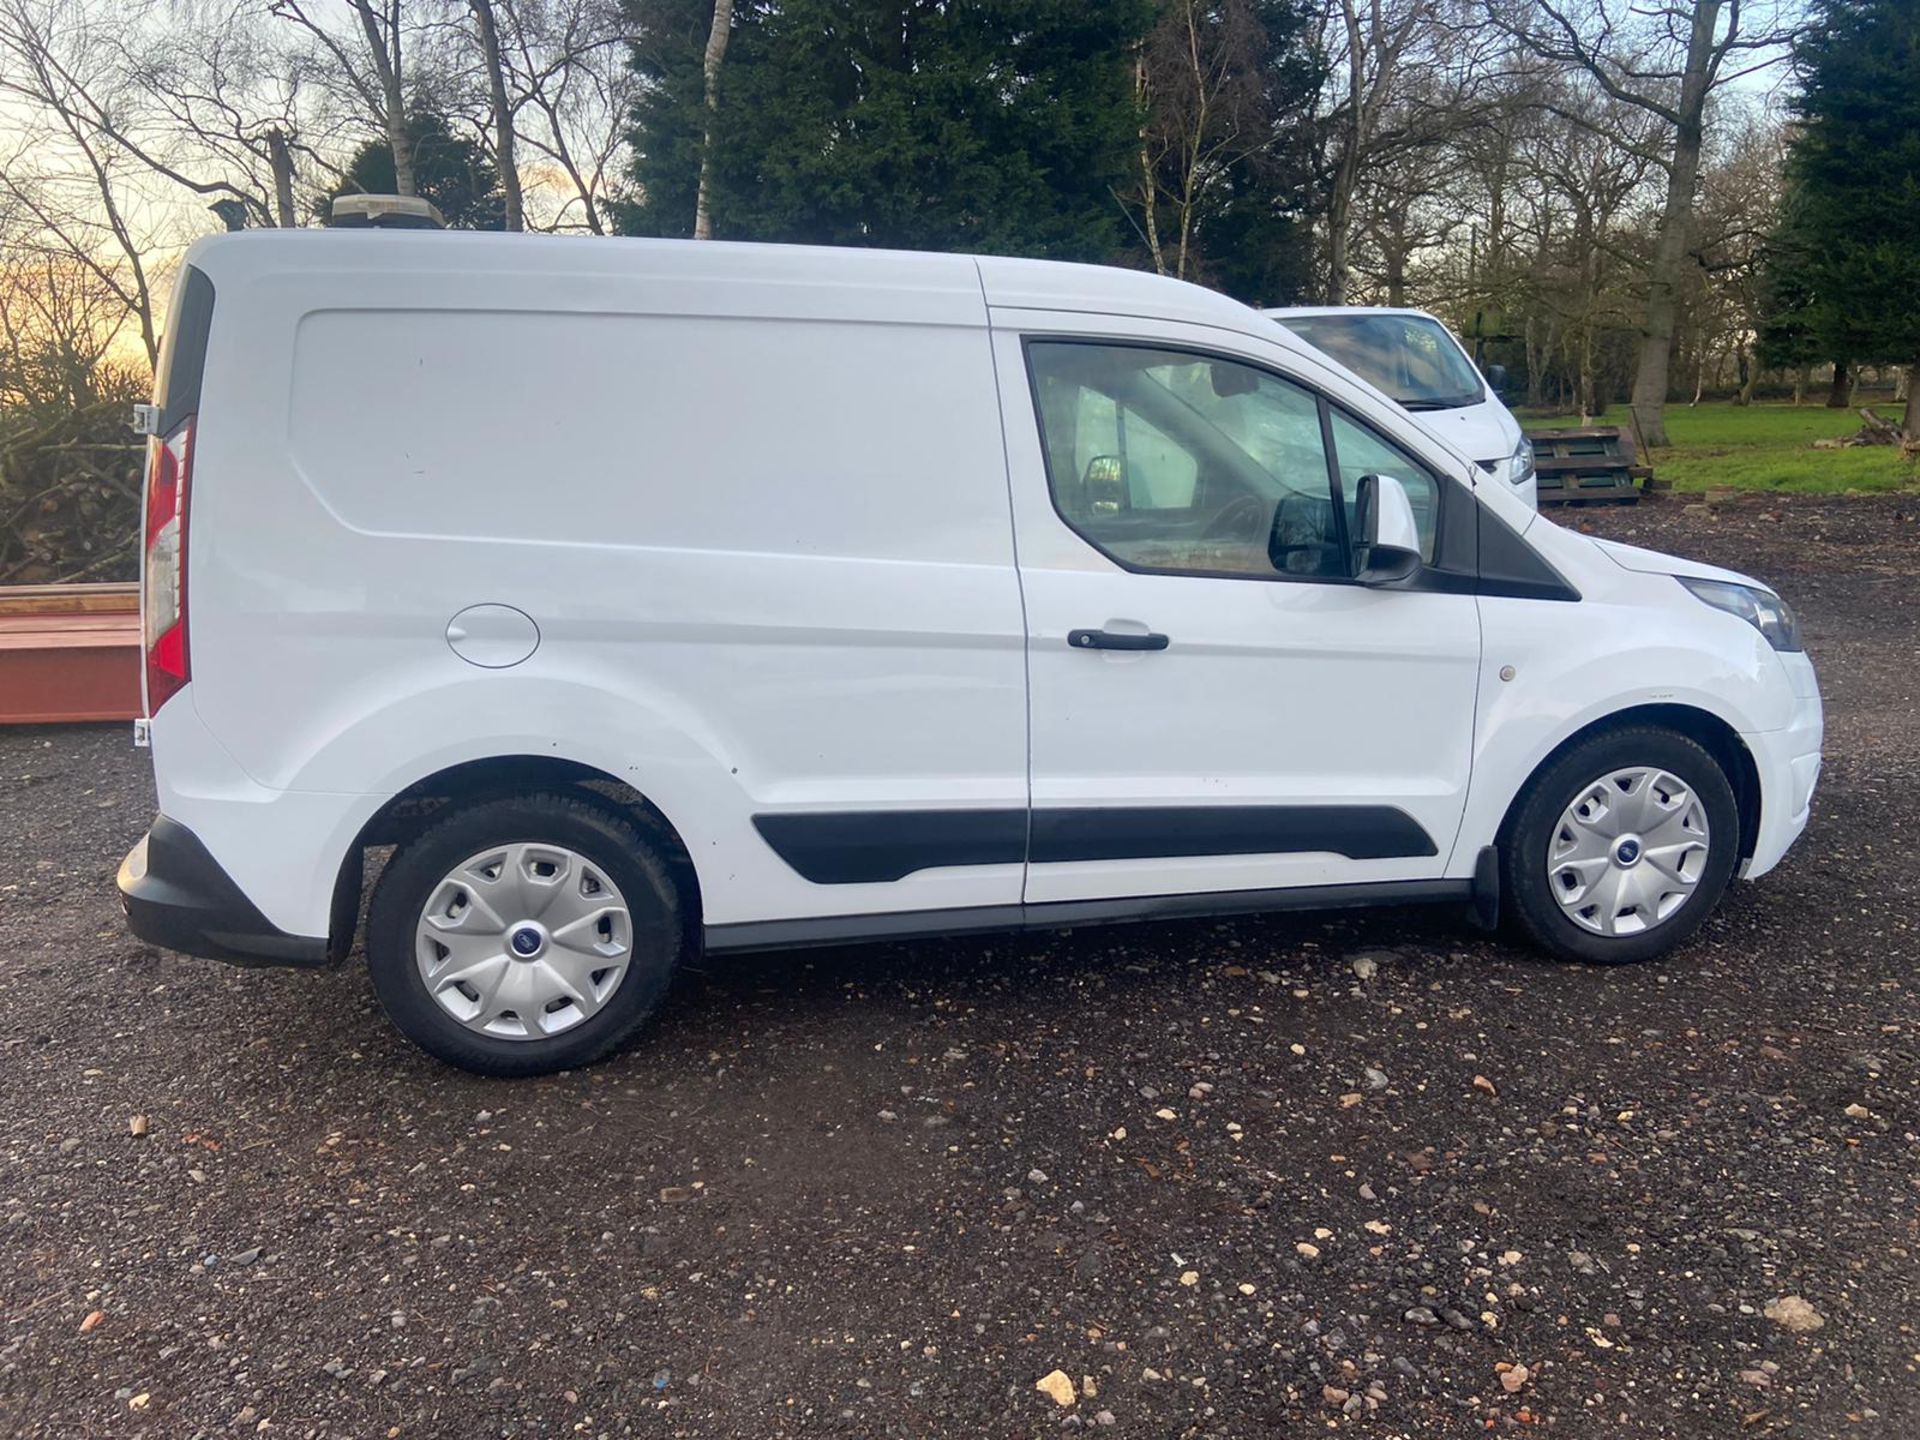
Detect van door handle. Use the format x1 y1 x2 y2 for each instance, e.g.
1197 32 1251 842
1068 628 1169 652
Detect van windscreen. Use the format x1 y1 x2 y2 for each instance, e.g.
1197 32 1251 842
1279 313 1483 412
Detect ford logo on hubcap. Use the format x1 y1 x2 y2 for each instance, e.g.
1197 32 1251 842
510 926 543 956
1615 839 1642 865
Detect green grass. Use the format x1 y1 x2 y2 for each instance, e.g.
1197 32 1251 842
1520 401 1918 494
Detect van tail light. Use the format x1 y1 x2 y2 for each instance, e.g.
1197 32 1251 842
142 417 194 714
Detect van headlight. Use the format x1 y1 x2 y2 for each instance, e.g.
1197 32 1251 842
1679 577 1803 652
1500 434 1534 487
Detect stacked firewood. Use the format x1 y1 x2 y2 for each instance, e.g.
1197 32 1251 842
0 400 143 585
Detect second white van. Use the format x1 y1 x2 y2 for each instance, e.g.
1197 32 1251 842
119 232 1821 1075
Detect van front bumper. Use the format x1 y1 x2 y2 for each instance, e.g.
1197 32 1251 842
1741 678 1823 881
118 815 332 967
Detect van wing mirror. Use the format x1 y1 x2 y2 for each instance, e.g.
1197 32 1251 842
1352 474 1422 585
1484 361 1509 392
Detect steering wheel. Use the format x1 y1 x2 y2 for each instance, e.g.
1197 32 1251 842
1201 495 1270 544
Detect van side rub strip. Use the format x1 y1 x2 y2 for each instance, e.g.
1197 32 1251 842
754 805 1437 885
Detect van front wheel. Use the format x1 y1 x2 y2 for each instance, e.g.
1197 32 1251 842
366 793 683 1075
1502 728 1740 965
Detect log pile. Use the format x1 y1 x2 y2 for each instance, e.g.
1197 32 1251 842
0 400 143 585
1812 407 1920 460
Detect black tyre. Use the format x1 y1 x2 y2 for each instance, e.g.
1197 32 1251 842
366 792 683 1076
1502 727 1740 965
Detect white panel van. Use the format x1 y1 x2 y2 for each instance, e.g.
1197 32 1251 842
118 233 1822 1075
1265 307 1538 508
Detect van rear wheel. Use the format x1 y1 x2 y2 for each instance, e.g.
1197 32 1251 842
1502 727 1740 965
366 793 683 1076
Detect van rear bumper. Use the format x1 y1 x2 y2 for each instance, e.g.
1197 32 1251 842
118 815 331 967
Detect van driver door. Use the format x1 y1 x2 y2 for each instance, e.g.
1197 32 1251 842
988 313 1483 907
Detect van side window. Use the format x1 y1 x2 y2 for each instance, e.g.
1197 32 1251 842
1326 409 1440 563
1028 341 1346 580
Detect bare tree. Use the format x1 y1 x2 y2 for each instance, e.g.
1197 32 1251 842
0 0 164 366
1685 115 1787 404
1316 0 1514 304
468 0 523 228
120 1 328 228
693 0 733 240
1522 83 1662 417
1318 0 1436 302
0 241 142 407
272 0 417 196
485 0 634 234
1489 0 1799 445
1349 151 1461 305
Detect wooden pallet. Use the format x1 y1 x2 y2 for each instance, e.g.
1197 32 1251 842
1532 426 1653 505
0 583 141 724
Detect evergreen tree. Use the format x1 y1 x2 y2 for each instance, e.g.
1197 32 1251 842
336 113 507 231
1772 0 1920 430
622 0 714 238
1754 189 1837 401
621 0 1151 260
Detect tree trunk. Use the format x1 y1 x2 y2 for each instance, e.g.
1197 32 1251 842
1324 0 1365 306
469 0 522 231
1794 363 1809 405
385 97 412 197
692 0 733 240
1736 345 1755 406
1134 56 1166 275
1138 143 1165 274
1628 0 1720 449
1826 360 1849 407
1325 137 1358 303
1578 325 1597 421
266 128 297 227
1906 365 1920 436
1382 209 1408 306
1524 314 1545 409
350 0 413 196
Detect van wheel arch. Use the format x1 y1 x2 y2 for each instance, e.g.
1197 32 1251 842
1496 703 1761 868
333 756 703 961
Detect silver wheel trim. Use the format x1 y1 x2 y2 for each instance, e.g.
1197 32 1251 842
414 842 634 1041
1547 766 1711 938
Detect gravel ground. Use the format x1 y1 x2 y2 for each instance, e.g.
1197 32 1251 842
2 492 1916 1439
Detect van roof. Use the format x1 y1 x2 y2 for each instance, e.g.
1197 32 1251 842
180 229 1305 352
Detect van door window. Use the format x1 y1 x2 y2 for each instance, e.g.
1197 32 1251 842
1028 341 1346 580
1326 408 1440 563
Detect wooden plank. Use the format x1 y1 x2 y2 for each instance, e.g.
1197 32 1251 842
0 583 142 723
0 582 139 617
0 644 141 723
1534 455 1634 475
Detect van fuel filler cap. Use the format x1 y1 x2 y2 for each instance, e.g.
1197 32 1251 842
446 604 540 668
